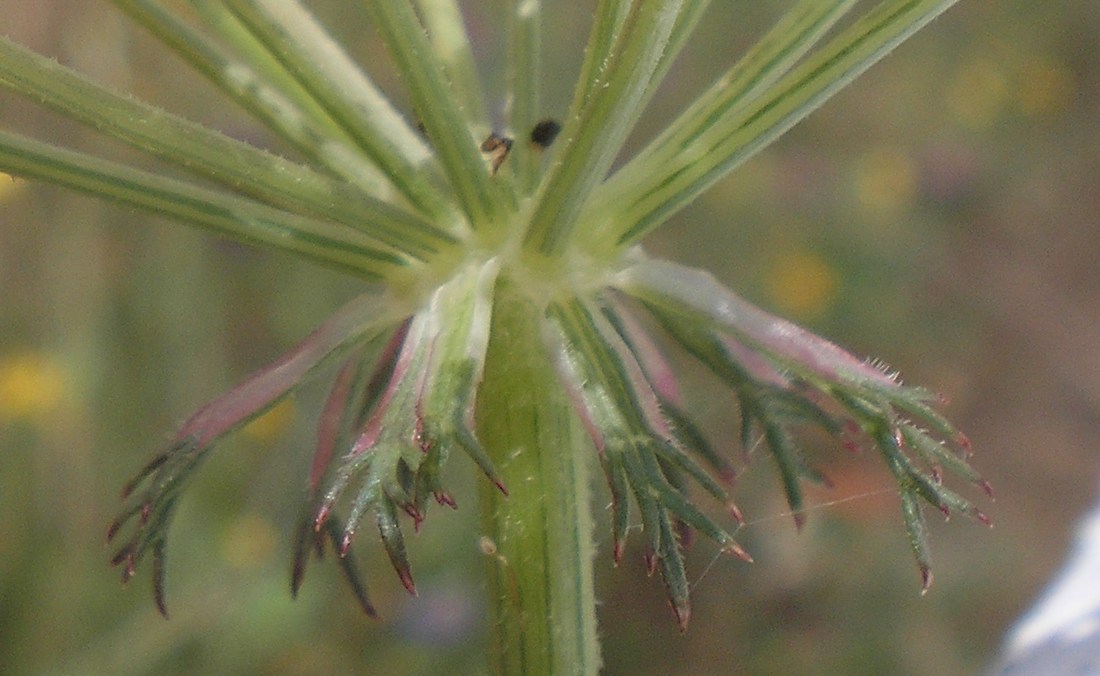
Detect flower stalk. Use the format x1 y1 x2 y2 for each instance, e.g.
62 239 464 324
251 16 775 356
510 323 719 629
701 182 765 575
477 280 601 675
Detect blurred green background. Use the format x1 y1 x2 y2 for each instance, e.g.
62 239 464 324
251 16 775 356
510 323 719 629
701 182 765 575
1 1 1097 674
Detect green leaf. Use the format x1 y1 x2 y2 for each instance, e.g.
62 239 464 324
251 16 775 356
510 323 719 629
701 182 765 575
292 517 378 616
661 402 737 483
601 451 632 562
617 258 904 392
544 297 742 568
902 425 989 493
109 292 397 613
417 260 506 493
900 488 933 592
655 510 692 632
376 497 417 594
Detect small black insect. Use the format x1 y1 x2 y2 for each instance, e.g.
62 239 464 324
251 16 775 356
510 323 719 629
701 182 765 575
529 119 562 149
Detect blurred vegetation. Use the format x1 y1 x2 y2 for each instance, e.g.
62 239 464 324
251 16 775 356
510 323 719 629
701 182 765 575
1 1 1097 674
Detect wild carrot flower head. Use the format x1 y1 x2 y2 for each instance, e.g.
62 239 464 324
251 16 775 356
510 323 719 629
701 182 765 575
0 0 987 628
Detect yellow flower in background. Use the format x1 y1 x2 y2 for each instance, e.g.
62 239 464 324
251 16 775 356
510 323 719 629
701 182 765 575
948 49 1074 128
948 57 1010 129
1016 57 1074 118
0 351 66 421
241 398 296 444
853 146 918 216
221 513 278 571
0 171 20 201
766 250 839 321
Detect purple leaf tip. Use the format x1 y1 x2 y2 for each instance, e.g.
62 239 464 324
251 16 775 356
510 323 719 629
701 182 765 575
671 602 691 633
793 511 807 532
920 565 933 594
724 542 754 563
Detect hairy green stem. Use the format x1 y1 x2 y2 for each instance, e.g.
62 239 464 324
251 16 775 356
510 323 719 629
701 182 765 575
521 0 682 257
476 279 601 675
0 33 438 252
111 0 408 211
507 0 542 193
593 0 961 248
221 0 453 223
363 0 504 230
0 130 402 279
413 0 489 130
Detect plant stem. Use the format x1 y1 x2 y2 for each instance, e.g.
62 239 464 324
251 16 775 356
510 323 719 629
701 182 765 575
0 130 402 279
364 0 503 231
520 0 683 258
222 0 451 223
476 279 601 675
